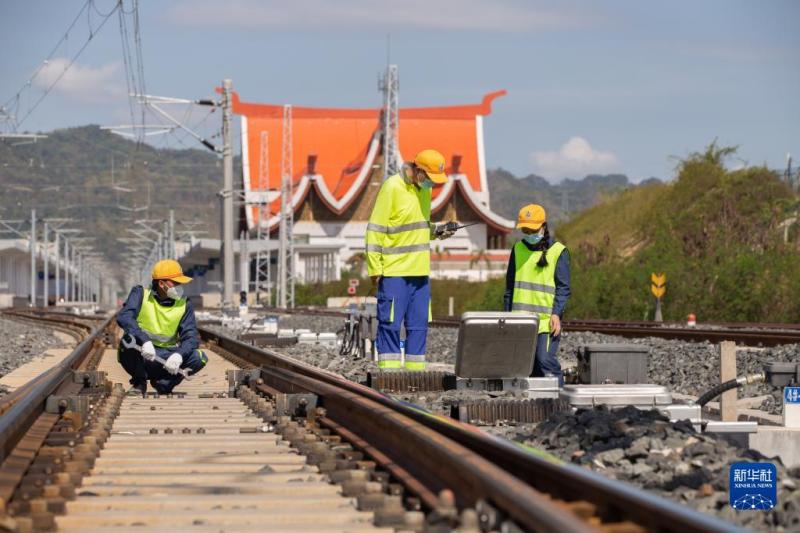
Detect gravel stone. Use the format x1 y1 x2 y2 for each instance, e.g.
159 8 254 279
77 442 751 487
558 330 800 415
0 316 69 387
511 405 800 531
205 312 800 530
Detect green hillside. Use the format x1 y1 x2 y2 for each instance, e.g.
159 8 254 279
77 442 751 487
559 143 800 322
0 125 226 266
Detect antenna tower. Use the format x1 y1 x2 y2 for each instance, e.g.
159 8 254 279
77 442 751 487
379 65 400 179
277 105 295 308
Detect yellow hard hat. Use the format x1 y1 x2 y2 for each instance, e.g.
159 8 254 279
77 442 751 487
413 149 448 184
151 259 192 284
516 204 546 231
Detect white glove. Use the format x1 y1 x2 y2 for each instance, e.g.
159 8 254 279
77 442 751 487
140 341 157 362
164 353 183 375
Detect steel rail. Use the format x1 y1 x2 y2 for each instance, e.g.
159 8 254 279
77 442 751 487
0 310 96 417
262 365 591 532
201 326 737 533
0 313 114 462
256 306 800 345
562 320 800 346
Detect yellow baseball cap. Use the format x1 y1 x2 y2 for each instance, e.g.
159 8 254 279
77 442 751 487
413 149 448 184
516 204 546 230
151 259 192 284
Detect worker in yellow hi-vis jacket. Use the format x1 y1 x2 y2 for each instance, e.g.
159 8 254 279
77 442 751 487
365 149 456 371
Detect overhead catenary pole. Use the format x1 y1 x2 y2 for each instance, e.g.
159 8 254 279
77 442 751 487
221 78 235 309
71 246 77 301
54 231 60 303
78 253 83 302
169 209 175 258
43 222 49 306
64 238 70 302
240 230 249 298
29 209 36 307
74 252 80 302
277 104 295 308
254 130 270 307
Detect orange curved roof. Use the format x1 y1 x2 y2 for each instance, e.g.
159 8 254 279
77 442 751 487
233 90 507 226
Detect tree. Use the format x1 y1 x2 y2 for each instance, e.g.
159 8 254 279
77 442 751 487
469 249 491 281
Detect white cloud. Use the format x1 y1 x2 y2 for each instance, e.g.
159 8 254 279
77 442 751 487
33 58 125 103
167 0 601 32
531 137 620 180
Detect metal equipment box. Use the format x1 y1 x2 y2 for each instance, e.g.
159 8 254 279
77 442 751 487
456 377 560 399
455 312 539 379
577 343 649 384
764 362 800 387
297 332 337 348
560 384 672 409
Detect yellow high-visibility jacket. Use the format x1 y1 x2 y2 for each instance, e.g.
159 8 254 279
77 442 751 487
511 241 566 334
136 288 187 347
365 174 432 277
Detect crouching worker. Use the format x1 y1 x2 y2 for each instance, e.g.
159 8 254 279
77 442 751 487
503 204 570 386
117 259 208 396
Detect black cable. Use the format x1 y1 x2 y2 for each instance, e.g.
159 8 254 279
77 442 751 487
695 373 765 407
2 0 92 110
696 379 742 407
15 3 120 128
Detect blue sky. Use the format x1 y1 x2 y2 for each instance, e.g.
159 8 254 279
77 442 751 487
1 0 798 182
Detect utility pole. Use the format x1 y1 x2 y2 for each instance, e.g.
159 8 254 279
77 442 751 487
240 230 249 297
54 230 60 303
79 254 84 302
277 104 295 308
169 209 176 258
255 130 271 307
71 246 77 301
64 238 70 302
29 209 36 307
43 222 49 306
221 78 235 309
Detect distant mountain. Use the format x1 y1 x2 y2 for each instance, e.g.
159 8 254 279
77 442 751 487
486 168 646 227
0 125 655 275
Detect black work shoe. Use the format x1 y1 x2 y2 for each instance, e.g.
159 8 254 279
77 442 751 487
127 381 147 397
149 379 173 396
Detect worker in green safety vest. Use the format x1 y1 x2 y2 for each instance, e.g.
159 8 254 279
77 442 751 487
366 149 457 371
117 259 208 396
503 204 571 386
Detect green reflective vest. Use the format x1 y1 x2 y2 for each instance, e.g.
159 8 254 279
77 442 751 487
136 288 187 348
511 241 566 334
365 173 432 277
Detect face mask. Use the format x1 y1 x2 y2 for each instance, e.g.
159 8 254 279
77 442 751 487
419 178 435 189
523 233 543 246
166 285 184 300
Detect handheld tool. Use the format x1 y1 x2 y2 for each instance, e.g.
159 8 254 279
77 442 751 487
434 221 480 237
121 335 195 380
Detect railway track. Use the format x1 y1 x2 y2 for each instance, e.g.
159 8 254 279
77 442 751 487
260 306 800 346
0 309 739 532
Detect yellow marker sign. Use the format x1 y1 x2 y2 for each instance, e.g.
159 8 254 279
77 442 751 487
651 273 666 286
651 285 666 298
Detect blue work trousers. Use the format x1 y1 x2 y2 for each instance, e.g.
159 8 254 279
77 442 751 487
533 332 563 386
118 342 207 394
376 276 430 369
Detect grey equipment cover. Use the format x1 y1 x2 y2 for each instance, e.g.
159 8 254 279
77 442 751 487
455 312 539 378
